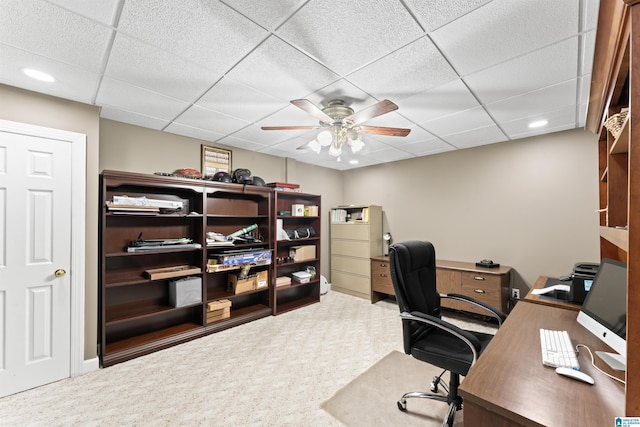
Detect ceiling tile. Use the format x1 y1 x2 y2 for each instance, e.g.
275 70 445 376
404 0 492 32
347 36 459 100
117 0 268 74
486 79 578 123
581 30 596 75
47 0 120 25
217 134 270 152
441 124 507 149
583 0 600 30
500 105 578 139
0 44 99 104
221 0 306 30
173 105 251 135
105 33 221 102
96 77 190 120
421 106 496 137
465 37 579 105
196 77 289 122
431 0 579 75
0 0 112 73
399 79 480 124
165 122 226 143
275 0 424 75
578 74 591 106
100 106 170 131
398 136 456 156
226 36 339 101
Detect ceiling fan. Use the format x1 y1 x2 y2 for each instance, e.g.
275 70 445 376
261 98 411 158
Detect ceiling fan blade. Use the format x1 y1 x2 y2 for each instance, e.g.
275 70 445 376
261 125 320 131
347 99 398 124
359 125 411 137
291 99 333 123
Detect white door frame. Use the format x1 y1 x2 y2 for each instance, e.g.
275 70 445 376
0 119 86 377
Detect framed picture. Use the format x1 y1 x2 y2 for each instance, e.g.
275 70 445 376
201 145 232 178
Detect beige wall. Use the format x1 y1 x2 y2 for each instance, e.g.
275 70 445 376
342 128 600 292
0 84 100 360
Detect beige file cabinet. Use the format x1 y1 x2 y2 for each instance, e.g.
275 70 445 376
330 205 382 299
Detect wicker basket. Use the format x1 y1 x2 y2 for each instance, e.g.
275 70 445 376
604 110 628 139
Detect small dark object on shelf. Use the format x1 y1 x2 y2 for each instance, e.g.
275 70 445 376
476 259 500 268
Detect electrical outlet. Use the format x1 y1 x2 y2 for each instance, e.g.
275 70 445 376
511 288 520 300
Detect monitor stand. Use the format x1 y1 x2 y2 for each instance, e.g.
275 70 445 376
596 351 626 371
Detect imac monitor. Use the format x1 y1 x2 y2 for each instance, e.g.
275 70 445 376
576 258 627 371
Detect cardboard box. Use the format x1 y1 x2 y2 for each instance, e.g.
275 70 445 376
211 249 272 266
144 265 201 280
228 274 255 294
292 204 305 216
255 270 269 289
289 245 316 262
168 276 202 307
206 299 231 324
276 276 292 287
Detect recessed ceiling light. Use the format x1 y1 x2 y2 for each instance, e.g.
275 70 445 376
349 159 359 165
528 120 548 129
22 68 55 82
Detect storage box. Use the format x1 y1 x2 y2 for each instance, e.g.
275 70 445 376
291 271 312 283
144 265 201 280
228 274 255 294
207 299 231 324
292 204 305 216
211 248 272 266
255 270 269 289
276 276 292 287
168 276 202 307
289 245 316 262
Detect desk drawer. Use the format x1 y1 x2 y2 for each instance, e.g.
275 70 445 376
371 260 394 295
460 272 502 308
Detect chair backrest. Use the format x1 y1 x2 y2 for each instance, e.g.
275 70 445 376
389 240 441 318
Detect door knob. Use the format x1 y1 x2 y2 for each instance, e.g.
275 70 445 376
54 269 66 277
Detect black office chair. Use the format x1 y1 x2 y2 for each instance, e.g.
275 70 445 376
389 241 507 427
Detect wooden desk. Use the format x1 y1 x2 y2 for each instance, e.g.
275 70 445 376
524 276 581 311
459 302 624 426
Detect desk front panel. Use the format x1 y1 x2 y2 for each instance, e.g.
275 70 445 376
459 302 624 427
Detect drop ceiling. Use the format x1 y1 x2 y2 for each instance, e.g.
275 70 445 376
0 0 598 170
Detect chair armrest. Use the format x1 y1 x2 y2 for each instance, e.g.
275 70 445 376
441 293 507 326
400 311 481 365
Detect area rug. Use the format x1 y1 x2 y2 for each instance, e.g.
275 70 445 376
321 350 463 426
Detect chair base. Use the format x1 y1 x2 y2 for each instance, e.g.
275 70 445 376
396 372 463 427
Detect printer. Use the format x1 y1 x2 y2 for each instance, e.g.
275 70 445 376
568 262 599 304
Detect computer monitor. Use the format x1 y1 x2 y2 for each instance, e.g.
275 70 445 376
576 258 627 371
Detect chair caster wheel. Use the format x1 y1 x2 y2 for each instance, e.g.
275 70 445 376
397 400 407 411
430 375 440 392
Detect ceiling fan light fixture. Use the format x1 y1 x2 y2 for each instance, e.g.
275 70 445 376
329 142 342 157
350 137 364 153
308 139 322 154
317 129 332 146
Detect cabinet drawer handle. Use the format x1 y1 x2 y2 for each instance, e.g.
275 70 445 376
379 263 387 267
473 276 485 281
380 273 387 277
474 289 486 294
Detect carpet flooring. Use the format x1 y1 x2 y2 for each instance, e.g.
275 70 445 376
321 350 464 426
0 291 496 426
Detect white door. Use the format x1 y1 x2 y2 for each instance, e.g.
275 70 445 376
0 128 73 397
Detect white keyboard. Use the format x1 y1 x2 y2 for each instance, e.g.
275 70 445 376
539 329 580 369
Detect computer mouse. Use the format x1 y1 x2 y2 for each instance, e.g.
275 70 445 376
555 367 595 385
